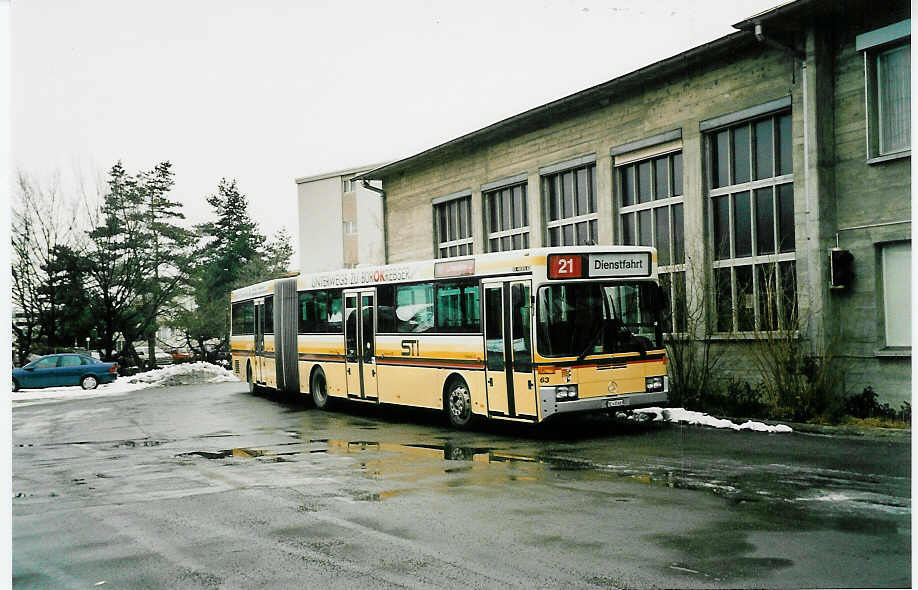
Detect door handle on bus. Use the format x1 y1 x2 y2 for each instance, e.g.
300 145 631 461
372 369 376 377
528 379 533 390
346 367 351 375
488 377 493 386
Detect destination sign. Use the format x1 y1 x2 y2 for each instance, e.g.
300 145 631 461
587 253 651 277
547 252 652 279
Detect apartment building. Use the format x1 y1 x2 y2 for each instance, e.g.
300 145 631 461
295 165 387 273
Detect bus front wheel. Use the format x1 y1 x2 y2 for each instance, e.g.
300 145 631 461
445 378 473 429
311 369 332 410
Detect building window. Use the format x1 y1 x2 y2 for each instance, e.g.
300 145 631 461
434 195 473 258
882 241 911 347
708 110 796 333
485 183 529 252
342 178 354 193
617 151 685 331
875 44 910 155
342 221 357 235
859 21 911 159
542 163 598 246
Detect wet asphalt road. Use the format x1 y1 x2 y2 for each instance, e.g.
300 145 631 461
12 382 911 589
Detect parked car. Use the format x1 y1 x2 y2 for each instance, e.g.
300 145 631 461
12 353 118 391
133 344 174 367
169 348 193 363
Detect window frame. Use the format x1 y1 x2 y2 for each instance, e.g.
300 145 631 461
881 241 911 349
705 109 797 334
858 21 911 162
484 181 530 252
433 193 474 258
541 160 599 247
616 149 686 333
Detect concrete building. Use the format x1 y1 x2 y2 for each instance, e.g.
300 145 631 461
295 165 387 273
354 0 911 404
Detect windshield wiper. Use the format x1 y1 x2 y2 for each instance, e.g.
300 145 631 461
577 321 606 361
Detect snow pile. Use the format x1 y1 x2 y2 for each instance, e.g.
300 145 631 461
630 407 793 433
127 362 238 387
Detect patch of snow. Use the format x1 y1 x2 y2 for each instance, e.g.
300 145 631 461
12 362 238 405
796 490 911 514
631 407 792 433
126 362 238 387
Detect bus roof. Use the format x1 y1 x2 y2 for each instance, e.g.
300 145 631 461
231 245 657 301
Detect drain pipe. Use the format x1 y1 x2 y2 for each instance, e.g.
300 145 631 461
753 23 819 350
362 180 389 264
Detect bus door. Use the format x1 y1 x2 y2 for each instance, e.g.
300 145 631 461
343 289 378 400
254 298 265 384
482 279 537 419
508 280 536 418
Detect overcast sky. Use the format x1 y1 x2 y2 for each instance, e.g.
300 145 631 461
12 0 781 269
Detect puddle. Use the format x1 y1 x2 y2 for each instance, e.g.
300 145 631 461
169 437 910 526
112 439 165 448
176 448 267 460
404 443 493 461
654 526 795 581
350 489 411 502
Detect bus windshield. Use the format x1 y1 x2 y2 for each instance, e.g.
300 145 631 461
536 282 662 358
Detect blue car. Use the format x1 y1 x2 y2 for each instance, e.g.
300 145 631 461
13 354 118 392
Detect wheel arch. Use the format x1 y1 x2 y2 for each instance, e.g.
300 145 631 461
441 372 468 410
308 363 325 393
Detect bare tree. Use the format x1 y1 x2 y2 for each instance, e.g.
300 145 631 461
663 255 724 409
11 172 82 364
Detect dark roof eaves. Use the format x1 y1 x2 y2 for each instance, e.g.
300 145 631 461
732 0 820 30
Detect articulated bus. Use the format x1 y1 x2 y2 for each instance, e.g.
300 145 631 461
229 246 669 428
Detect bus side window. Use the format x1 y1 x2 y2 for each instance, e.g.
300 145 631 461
326 289 343 333
376 286 396 333
232 301 255 335
396 284 434 333
264 296 274 334
298 292 314 333
314 291 330 332
462 282 480 332
435 281 463 332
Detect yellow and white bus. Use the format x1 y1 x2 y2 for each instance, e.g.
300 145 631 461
230 246 668 428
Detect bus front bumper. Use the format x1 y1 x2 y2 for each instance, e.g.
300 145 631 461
540 386 668 420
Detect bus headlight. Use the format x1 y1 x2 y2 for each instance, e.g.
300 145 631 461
555 385 579 401
645 376 664 392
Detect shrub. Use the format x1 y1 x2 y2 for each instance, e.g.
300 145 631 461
844 387 912 423
724 378 770 419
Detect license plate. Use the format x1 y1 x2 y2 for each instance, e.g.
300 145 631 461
606 398 626 408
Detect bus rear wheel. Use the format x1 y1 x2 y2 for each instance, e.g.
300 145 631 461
445 378 473 429
246 364 256 393
311 369 332 410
